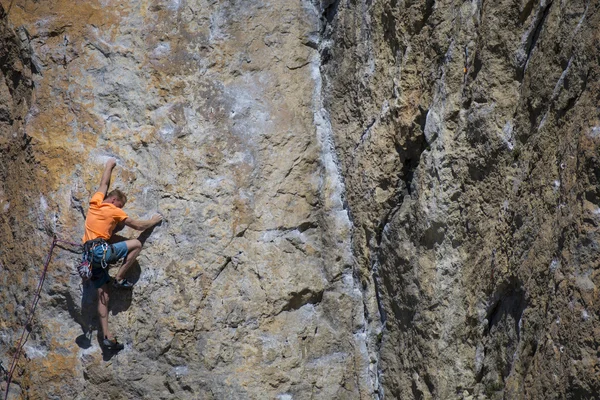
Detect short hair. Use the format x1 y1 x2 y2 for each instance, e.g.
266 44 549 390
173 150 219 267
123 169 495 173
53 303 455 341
106 189 127 204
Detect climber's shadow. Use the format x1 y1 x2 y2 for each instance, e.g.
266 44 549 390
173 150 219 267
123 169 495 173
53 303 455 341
108 261 139 315
75 280 97 349
108 226 156 315
75 334 92 349
99 331 121 361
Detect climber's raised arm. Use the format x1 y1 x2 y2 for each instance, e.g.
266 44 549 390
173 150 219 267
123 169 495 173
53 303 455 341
123 214 163 231
98 158 117 196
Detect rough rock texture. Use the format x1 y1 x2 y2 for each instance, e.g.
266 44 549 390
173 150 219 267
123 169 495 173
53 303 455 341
322 0 600 398
0 1 374 399
0 4 45 398
2 0 600 399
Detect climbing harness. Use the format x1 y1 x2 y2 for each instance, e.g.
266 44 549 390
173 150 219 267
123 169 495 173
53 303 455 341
78 238 110 280
3 235 80 400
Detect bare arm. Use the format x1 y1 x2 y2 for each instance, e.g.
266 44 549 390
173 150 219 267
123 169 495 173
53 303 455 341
123 214 163 231
98 158 117 196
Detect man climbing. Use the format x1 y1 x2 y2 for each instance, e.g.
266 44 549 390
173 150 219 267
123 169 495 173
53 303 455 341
83 157 162 350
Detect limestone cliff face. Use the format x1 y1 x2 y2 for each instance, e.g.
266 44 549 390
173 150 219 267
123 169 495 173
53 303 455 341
1 1 373 398
1 0 600 399
322 0 600 398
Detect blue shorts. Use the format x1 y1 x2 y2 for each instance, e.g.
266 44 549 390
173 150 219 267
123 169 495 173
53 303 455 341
90 241 129 289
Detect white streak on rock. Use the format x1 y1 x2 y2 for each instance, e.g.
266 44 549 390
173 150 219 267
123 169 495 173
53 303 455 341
588 126 600 139
173 365 188 377
501 120 515 150
151 42 171 58
582 309 590 321
308 1 380 395
39 195 48 211
24 344 47 359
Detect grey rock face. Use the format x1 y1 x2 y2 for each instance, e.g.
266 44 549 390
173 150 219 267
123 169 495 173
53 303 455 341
0 1 374 399
2 0 600 399
322 0 600 398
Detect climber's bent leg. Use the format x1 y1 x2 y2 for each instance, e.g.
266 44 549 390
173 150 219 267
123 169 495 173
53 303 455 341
114 239 142 282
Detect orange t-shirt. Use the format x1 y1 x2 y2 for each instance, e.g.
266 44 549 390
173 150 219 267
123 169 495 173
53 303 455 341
82 192 129 243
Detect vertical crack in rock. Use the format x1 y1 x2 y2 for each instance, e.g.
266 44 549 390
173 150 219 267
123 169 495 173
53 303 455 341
517 0 553 79
308 0 383 397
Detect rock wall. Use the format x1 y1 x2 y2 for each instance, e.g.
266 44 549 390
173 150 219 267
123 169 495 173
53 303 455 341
0 4 47 398
322 0 600 398
0 1 375 398
2 0 600 399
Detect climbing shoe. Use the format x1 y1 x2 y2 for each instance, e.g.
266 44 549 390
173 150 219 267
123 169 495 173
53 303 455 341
102 337 124 351
112 278 134 288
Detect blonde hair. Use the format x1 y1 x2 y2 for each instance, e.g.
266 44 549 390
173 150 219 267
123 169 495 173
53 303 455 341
106 189 127 204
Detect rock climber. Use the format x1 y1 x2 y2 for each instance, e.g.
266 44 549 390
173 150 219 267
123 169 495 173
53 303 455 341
82 157 162 350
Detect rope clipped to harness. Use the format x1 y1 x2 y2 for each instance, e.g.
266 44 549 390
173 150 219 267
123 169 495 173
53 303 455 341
78 238 109 280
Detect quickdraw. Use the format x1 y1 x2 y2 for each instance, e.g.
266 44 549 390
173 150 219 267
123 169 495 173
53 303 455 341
78 238 110 280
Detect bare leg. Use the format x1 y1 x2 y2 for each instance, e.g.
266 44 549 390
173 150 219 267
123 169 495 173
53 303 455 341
97 284 111 339
114 239 142 281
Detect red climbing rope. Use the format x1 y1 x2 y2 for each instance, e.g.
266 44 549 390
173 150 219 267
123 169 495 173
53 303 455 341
55 237 81 248
3 235 80 400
